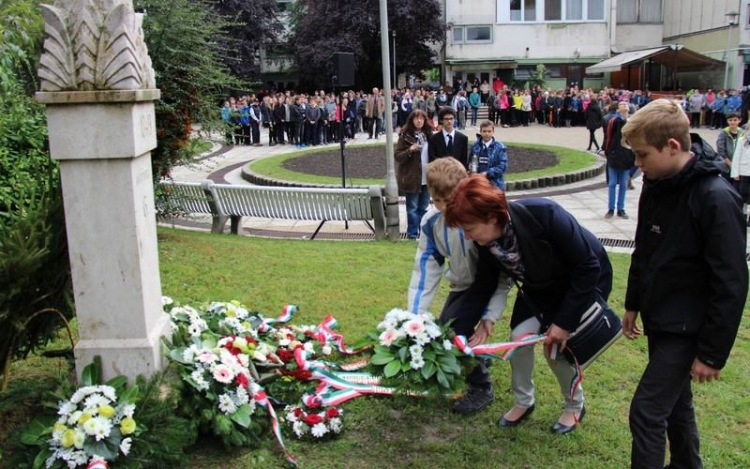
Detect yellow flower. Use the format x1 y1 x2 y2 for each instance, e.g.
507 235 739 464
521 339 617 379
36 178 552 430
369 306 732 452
120 417 137 435
54 423 67 433
77 413 92 426
98 405 116 418
61 429 77 448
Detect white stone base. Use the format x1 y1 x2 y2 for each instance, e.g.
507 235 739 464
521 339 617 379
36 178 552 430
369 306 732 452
74 312 172 381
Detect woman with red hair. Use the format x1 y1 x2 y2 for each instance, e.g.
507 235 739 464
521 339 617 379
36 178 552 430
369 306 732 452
445 175 613 434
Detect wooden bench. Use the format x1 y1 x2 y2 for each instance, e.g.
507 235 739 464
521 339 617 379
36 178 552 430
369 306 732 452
157 180 386 240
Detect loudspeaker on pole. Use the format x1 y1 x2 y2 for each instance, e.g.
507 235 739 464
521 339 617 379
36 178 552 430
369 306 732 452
333 52 355 87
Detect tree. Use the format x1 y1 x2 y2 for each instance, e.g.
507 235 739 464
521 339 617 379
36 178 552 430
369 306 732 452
210 0 285 80
0 0 72 390
290 0 445 90
135 0 241 179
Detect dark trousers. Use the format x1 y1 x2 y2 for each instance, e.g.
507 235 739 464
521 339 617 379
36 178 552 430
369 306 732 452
630 334 702 469
250 121 260 144
368 117 381 138
587 128 600 150
305 121 318 145
439 289 493 389
276 122 286 144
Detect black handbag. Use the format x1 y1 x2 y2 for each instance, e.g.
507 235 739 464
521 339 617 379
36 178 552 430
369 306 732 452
509 274 622 369
546 294 623 369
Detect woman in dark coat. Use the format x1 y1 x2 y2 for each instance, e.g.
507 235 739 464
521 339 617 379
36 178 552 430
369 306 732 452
394 109 434 239
585 99 603 152
445 175 612 434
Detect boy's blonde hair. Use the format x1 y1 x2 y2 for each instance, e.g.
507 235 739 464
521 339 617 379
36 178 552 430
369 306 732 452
622 99 691 152
427 157 468 199
479 119 495 130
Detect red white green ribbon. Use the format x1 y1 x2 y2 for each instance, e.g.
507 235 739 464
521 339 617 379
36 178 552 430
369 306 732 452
254 389 298 468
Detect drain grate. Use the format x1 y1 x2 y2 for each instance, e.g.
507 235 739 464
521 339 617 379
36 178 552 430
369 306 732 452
598 238 636 249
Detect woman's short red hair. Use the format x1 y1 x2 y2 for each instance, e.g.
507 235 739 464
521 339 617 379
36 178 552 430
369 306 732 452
444 175 510 228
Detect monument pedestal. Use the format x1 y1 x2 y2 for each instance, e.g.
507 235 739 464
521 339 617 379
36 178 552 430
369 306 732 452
37 90 168 380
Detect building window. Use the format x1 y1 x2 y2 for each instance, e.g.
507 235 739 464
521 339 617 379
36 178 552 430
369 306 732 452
452 26 492 44
588 0 604 20
511 0 537 21
453 28 464 43
545 0 561 20
514 66 536 80
617 0 662 24
545 65 563 78
503 0 603 22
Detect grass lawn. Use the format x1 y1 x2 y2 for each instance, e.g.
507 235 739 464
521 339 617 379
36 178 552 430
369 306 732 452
247 143 598 187
2 229 749 468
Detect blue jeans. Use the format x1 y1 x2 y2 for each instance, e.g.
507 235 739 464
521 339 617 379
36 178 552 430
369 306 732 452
607 166 629 211
405 185 431 238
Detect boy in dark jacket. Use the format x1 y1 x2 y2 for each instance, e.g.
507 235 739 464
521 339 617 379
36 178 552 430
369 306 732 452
621 99 748 469
468 120 508 189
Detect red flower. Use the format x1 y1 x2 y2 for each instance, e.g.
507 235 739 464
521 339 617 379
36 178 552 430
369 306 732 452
325 408 340 419
282 369 312 381
304 413 324 426
293 407 304 418
235 373 249 389
276 349 294 363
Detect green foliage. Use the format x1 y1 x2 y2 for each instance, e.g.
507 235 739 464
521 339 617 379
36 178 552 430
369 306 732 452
135 0 241 179
364 311 470 394
527 63 549 90
0 0 71 391
12 357 196 468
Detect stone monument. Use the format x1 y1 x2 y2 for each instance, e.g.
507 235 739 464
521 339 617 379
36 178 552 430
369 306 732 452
36 0 168 380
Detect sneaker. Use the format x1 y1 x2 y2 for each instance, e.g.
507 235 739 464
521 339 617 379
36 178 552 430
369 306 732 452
617 210 629 219
604 210 614 219
452 387 495 415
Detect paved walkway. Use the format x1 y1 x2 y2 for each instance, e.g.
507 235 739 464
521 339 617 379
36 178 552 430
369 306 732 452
170 122 722 249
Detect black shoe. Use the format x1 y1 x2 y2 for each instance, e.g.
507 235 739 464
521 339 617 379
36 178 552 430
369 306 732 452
604 210 614 219
617 210 629 219
498 404 535 427
551 406 585 435
452 387 495 415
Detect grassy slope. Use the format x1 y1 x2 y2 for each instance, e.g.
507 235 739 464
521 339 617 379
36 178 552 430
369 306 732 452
3 229 748 468
247 143 598 187
157 230 750 469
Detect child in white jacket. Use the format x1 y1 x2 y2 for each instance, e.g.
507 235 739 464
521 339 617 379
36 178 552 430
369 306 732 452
407 157 510 415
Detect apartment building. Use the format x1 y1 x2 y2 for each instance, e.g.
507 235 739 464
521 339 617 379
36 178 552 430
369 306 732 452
262 0 746 91
444 0 742 91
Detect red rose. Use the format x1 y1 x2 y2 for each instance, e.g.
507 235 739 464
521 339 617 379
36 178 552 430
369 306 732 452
293 407 304 417
325 408 340 419
304 413 324 426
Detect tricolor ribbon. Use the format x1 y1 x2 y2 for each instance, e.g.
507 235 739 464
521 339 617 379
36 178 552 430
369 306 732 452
314 315 371 355
261 304 299 330
254 389 298 468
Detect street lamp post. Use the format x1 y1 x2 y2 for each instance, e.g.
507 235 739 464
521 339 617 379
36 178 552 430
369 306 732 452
724 10 739 90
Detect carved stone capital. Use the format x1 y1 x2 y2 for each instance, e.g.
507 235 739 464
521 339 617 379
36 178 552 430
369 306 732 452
38 0 156 92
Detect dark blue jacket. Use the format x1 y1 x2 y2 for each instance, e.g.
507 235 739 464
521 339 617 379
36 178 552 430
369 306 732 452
470 136 508 189
475 198 612 331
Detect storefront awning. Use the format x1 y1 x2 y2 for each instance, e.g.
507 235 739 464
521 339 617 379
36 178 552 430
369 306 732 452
586 45 724 74
444 58 517 69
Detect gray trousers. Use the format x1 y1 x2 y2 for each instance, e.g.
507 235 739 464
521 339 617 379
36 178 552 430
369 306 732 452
510 316 584 411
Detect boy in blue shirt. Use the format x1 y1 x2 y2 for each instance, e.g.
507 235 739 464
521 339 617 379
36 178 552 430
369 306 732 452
469 120 509 189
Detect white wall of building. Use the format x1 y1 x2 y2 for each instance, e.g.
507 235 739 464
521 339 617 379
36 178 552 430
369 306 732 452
663 0 739 38
615 24 664 51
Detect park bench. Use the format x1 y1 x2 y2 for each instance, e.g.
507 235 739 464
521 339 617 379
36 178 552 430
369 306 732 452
157 180 386 240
